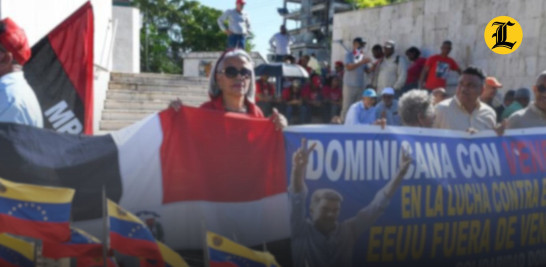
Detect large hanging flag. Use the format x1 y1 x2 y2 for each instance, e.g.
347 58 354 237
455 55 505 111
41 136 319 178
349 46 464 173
0 177 74 242
42 227 103 259
108 199 161 260
0 106 289 250
0 234 34 267
23 1 94 135
140 241 190 267
207 231 281 267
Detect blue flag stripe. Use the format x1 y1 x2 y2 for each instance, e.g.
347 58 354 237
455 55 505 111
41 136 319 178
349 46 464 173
0 196 71 222
109 217 155 242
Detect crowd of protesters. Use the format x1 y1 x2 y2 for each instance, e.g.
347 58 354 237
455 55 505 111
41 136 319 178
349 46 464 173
253 35 546 132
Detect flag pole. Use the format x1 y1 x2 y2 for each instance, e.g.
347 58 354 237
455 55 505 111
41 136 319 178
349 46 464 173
201 219 209 267
102 186 108 267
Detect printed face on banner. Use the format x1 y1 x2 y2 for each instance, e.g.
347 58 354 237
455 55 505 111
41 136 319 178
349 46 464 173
284 127 546 267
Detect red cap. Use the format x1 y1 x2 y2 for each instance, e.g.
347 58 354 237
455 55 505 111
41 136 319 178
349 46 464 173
485 76 502 88
236 0 246 5
335 61 343 67
0 18 30 65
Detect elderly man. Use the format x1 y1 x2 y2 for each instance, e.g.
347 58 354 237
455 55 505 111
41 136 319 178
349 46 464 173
398 90 435 127
433 66 496 131
0 18 42 127
288 138 411 267
506 71 546 129
344 88 377 125
376 40 408 96
217 0 251 49
375 87 400 126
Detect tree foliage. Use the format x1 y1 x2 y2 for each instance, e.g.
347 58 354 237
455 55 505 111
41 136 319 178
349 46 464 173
134 0 243 73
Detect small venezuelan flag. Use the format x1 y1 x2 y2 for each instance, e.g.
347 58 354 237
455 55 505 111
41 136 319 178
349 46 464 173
43 227 103 259
140 241 189 267
0 177 74 242
207 231 281 267
0 234 34 267
107 199 161 260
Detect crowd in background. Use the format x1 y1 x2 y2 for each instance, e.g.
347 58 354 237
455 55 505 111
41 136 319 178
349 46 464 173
256 36 545 132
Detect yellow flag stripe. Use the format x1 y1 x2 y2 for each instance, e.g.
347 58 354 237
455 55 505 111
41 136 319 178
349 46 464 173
0 234 34 260
0 177 74 204
157 241 189 267
206 232 279 266
107 199 145 224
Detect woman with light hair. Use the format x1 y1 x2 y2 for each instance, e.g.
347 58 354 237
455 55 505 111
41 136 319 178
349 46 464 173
398 89 435 127
170 48 286 129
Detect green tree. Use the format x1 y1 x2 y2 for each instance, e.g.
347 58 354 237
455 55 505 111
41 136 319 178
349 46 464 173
135 0 243 73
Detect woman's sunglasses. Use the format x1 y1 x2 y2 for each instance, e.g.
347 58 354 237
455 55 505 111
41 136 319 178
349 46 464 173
537 84 546 93
218 66 251 79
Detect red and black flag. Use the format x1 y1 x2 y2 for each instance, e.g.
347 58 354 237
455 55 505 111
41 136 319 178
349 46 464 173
23 2 94 135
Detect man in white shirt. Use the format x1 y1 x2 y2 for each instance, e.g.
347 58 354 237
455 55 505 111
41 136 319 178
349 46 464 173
506 71 546 129
0 18 43 127
376 40 408 96
433 66 496 132
269 25 294 62
217 0 251 49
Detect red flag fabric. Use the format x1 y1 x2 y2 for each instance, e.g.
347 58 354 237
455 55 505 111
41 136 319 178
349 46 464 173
159 107 287 204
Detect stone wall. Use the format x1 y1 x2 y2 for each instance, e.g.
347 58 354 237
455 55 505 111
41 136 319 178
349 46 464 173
113 5 140 73
332 0 546 93
182 52 268 77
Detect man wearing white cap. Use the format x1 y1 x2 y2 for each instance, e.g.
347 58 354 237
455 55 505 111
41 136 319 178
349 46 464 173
376 40 408 96
344 88 377 125
375 87 401 126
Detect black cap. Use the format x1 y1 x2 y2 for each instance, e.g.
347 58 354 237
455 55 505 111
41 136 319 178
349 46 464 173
353 37 365 45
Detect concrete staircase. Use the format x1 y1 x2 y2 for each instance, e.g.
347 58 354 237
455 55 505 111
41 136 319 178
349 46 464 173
100 72 209 131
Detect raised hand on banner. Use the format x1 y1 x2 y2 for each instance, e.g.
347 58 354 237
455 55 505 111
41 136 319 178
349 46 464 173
384 147 412 198
494 120 507 136
270 108 287 131
168 98 183 111
374 118 387 129
291 138 316 193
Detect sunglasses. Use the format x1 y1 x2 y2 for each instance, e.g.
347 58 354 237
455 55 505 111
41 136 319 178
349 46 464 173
218 66 251 79
537 85 546 93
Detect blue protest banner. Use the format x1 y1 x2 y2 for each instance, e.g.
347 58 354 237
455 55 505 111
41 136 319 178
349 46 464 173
284 125 546 267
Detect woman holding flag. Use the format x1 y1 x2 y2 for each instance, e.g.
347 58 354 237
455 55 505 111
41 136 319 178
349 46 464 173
170 48 287 130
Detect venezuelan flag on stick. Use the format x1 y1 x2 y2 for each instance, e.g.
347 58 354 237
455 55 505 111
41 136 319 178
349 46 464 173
207 231 281 267
108 199 161 260
140 241 189 267
0 234 34 267
0 177 74 242
42 227 103 259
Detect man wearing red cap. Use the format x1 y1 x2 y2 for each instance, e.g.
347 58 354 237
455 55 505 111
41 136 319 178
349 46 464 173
217 0 251 49
480 76 502 107
0 18 43 127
